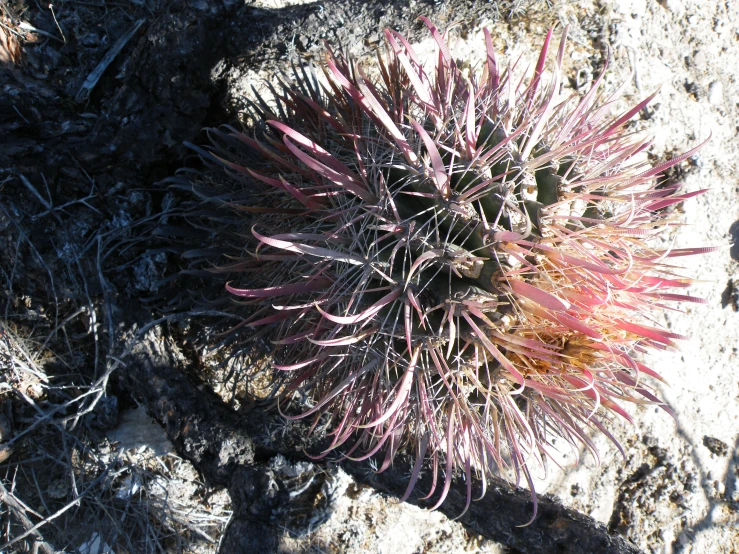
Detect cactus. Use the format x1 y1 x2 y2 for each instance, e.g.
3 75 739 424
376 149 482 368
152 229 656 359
184 19 710 517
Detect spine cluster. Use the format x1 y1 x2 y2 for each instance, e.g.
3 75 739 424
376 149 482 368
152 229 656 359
193 18 709 515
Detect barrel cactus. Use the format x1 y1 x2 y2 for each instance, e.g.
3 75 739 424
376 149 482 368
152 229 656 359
185 18 709 517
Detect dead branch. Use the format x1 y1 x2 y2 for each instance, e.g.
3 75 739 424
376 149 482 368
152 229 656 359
0 481 56 554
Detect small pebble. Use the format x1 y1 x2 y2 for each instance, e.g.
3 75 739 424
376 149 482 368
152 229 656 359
708 81 723 105
692 50 708 72
0 445 12 463
715 480 725 496
703 436 729 457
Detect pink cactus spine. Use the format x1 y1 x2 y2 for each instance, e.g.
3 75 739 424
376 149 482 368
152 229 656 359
198 18 711 518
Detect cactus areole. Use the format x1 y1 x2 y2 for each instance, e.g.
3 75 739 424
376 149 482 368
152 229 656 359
194 19 710 519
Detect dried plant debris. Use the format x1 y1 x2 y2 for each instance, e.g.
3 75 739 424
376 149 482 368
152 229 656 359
0 319 231 553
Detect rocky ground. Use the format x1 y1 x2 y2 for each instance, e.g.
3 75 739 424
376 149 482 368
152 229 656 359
1 0 738 553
